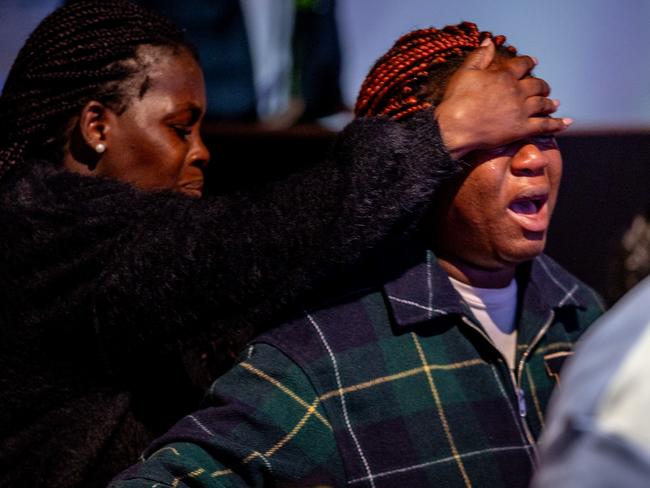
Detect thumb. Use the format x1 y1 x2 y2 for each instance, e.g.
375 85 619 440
462 38 495 70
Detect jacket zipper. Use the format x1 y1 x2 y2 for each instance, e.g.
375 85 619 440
515 310 556 457
461 311 556 461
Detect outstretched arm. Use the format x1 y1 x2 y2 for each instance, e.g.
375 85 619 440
94 109 453 363
95 43 567 368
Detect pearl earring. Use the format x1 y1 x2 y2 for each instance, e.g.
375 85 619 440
95 143 106 154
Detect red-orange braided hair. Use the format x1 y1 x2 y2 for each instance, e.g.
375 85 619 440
354 21 516 120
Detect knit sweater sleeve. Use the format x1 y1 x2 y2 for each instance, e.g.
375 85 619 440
95 110 457 365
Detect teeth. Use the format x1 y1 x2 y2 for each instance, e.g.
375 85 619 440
510 200 537 214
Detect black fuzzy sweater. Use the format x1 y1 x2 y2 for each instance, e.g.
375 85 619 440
0 111 457 487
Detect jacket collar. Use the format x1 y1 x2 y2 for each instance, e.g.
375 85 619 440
384 249 588 331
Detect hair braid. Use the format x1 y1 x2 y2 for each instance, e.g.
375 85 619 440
354 22 515 120
0 0 196 180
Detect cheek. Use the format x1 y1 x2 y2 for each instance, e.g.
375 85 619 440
118 127 165 171
547 152 563 213
451 165 506 225
144 137 187 179
450 190 486 226
124 139 186 189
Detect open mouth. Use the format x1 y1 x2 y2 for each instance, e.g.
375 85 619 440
507 193 550 233
508 195 548 215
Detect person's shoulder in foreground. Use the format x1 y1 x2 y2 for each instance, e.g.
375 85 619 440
532 275 650 488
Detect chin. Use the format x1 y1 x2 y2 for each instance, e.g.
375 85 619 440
502 240 547 265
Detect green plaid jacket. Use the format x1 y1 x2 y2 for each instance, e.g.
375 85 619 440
113 250 604 487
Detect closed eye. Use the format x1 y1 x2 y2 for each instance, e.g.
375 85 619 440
532 135 558 149
483 143 518 157
483 145 508 156
172 125 192 139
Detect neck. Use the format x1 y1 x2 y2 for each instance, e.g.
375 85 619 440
436 255 516 289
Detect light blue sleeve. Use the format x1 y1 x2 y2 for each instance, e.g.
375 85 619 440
533 277 650 487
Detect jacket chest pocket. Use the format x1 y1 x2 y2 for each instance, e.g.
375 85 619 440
543 350 574 385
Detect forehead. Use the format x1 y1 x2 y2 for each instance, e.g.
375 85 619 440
140 48 205 101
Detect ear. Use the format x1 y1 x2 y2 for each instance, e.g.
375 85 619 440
78 100 111 151
64 100 118 173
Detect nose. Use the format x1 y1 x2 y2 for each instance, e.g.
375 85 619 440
510 142 549 177
190 133 210 169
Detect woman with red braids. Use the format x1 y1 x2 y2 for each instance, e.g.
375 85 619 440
112 22 602 488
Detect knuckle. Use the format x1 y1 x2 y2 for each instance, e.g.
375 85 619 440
514 55 532 66
545 98 556 112
534 98 545 112
537 101 548 114
541 80 551 95
519 56 534 70
539 117 555 131
530 78 544 92
532 79 549 96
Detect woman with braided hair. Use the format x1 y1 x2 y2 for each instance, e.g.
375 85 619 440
112 22 601 488
0 2 568 486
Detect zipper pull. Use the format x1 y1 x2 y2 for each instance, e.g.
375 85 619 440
517 388 527 417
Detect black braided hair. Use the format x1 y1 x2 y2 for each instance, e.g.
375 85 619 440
0 0 197 180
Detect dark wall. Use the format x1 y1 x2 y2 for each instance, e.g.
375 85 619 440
202 122 336 194
202 122 650 306
548 131 650 305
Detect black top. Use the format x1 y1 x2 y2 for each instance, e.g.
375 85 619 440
0 110 457 487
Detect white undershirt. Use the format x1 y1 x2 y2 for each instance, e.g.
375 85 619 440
449 277 519 371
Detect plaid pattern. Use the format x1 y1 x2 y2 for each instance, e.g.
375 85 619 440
112 250 604 488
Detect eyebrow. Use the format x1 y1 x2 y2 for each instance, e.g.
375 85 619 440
168 103 203 123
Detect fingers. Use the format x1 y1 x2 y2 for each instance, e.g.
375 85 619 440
502 55 536 79
525 96 559 116
519 77 551 98
462 38 496 70
526 116 573 135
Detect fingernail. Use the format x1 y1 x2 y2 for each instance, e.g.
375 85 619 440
553 99 560 108
480 38 492 47
563 117 573 126
531 56 539 65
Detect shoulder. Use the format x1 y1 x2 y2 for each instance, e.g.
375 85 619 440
250 286 390 391
0 160 203 228
1 160 138 212
206 342 322 409
254 285 386 347
532 254 606 314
